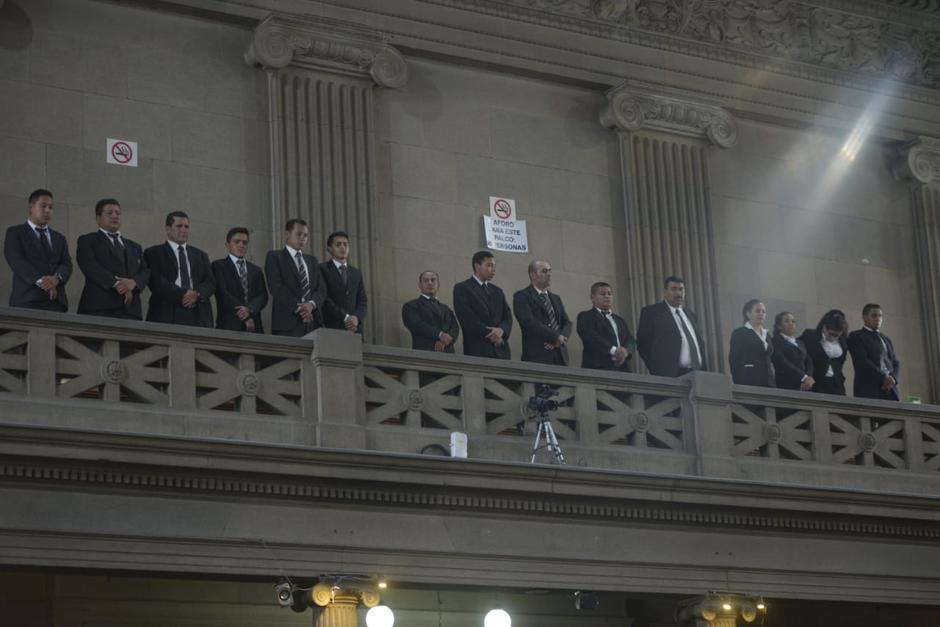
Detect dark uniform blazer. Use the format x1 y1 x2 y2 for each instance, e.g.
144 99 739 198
76 230 149 319
512 285 572 366
847 328 901 401
453 277 512 359
319 260 367 333
636 301 707 377
4 222 72 311
771 333 813 391
401 295 460 353
577 307 636 372
729 326 775 387
144 242 214 327
264 248 326 336
211 256 268 333
799 328 847 395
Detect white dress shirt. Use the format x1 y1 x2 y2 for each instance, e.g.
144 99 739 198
166 240 191 288
669 304 701 368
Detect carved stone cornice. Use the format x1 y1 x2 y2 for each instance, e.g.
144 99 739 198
245 15 408 89
893 136 940 184
601 81 738 148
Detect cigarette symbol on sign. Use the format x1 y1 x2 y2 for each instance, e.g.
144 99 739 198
493 199 512 219
111 141 133 164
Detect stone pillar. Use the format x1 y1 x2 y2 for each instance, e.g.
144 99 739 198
893 136 940 403
601 81 737 373
310 584 381 627
246 15 408 342
675 595 761 627
312 328 366 449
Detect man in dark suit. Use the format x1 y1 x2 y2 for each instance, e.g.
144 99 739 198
76 198 149 319
453 250 512 359
636 275 706 377
211 227 268 333
144 211 215 327
264 218 326 337
577 282 635 371
4 188 72 312
319 230 367 334
401 270 460 353
513 260 572 366
847 303 901 401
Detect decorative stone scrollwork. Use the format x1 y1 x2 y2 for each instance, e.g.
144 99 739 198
632 411 650 433
245 15 408 88
601 81 738 148
99 360 127 385
763 423 783 444
236 371 261 397
858 432 878 452
404 388 424 411
892 137 940 185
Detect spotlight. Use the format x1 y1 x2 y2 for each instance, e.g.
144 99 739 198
365 605 395 627
756 598 767 611
484 608 512 627
377 579 388 590
721 600 733 611
274 582 293 607
574 590 599 610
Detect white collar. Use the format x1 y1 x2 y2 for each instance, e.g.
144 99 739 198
332 258 347 269
745 321 767 336
99 228 121 237
595 307 612 315
534 286 549 296
229 254 245 265
167 240 186 252
285 245 303 258
472 275 488 287
28 219 48 231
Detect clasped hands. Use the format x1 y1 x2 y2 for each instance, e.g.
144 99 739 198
542 335 568 351
38 274 60 301
434 332 454 352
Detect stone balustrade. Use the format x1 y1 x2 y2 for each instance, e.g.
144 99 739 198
0 308 937 495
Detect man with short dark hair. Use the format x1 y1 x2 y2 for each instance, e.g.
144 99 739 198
577 282 635 372
453 250 512 359
4 188 72 311
144 211 215 327
513 260 572 366
265 219 326 337
401 270 460 353
847 303 900 401
319 230 367 334
76 198 149 319
211 227 268 333
636 276 706 377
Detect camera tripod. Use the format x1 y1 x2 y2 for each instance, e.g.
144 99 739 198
530 411 566 465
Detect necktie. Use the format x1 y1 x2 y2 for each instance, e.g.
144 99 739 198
338 264 348 286
540 292 558 330
295 252 310 301
178 245 191 289
874 331 892 374
602 310 621 346
108 233 124 249
237 259 249 301
37 227 53 257
676 309 701 370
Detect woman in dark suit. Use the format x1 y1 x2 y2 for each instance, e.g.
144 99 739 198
729 299 774 387
798 309 848 395
771 311 815 391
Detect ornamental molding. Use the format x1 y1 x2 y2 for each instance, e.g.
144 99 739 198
245 14 408 89
893 136 940 184
601 81 738 148
415 0 940 95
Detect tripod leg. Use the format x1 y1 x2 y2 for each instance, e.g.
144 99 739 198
530 421 544 463
544 421 566 465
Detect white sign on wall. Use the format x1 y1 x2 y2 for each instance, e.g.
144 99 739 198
483 196 528 253
106 138 138 168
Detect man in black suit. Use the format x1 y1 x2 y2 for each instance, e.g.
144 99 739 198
577 282 635 372
144 211 214 327
847 303 901 401
513 260 572 366
636 275 706 377
4 188 72 312
401 270 460 353
76 198 149 319
211 227 268 333
319 230 367 334
453 250 512 359
264 218 326 337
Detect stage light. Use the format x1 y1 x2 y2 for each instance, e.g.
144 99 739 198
274 582 293 607
377 580 388 589
721 600 733 611
365 605 395 627
484 608 511 627
757 598 767 611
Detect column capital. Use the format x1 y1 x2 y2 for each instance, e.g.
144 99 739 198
892 136 940 185
600 81 737 148
245 14 408 88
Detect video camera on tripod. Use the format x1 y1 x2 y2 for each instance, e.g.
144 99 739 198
525 384 566 465
527 383 559 414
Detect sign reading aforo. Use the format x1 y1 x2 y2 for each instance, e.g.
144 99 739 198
483 196 528 253
106 138 138 167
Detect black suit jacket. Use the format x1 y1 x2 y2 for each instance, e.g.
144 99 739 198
847 328 901 401
4 222 72 311
401 295 460 353
264 248 326 336
144 242 214 327
453 277 512 359
729 326 775 387
799 329 847 395
577 307 636 372
636 301 706 377
211 257 268 333
512 285 572 366
771 334 813 391
76 231 149 319
319 260 367 333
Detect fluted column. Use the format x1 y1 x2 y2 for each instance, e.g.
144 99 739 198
310 584 381 627
247 15 409 341
893 136 940 403
601 81 737 372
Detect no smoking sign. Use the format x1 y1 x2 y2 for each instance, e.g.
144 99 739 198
488 196 516 220
106 138 139 168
